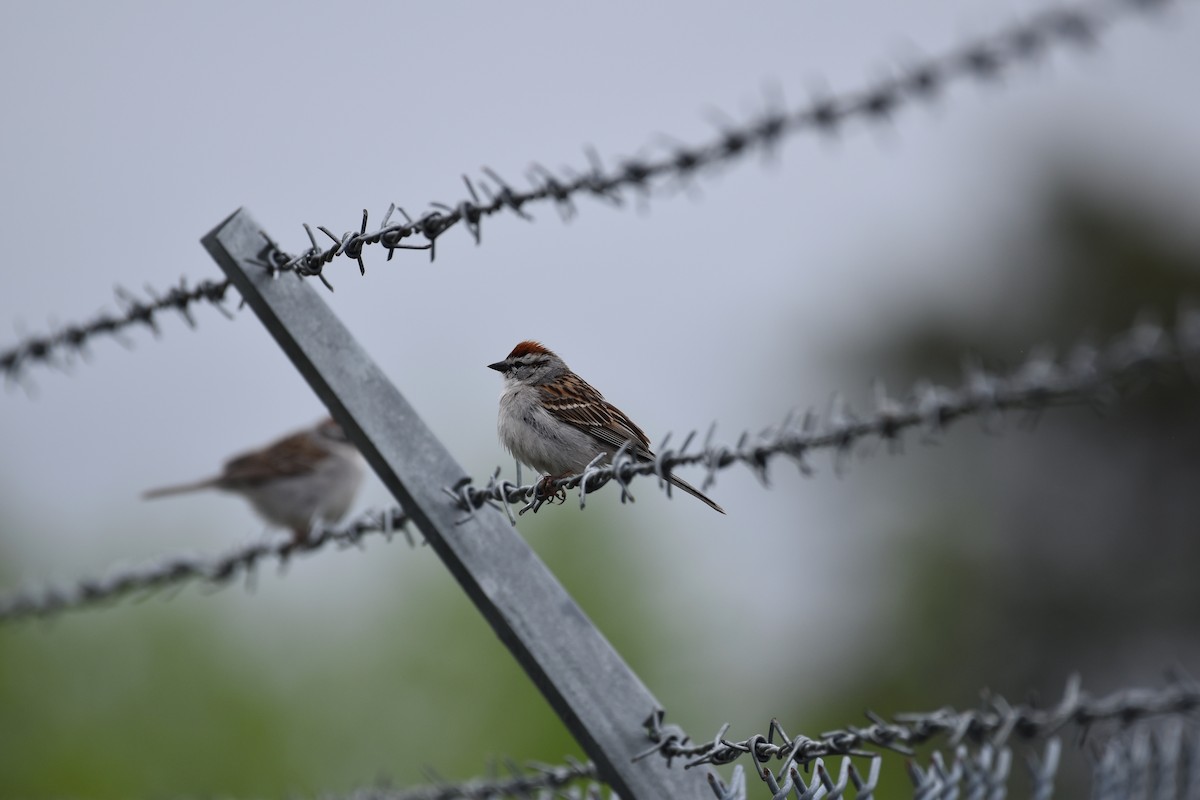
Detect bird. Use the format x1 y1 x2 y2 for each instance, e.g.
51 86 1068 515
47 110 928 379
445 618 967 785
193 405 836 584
488 340 724 513
142 418 366 543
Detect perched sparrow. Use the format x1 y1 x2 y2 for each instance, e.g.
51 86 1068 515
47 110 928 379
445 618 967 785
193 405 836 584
143 418 365 542
488 341 725 513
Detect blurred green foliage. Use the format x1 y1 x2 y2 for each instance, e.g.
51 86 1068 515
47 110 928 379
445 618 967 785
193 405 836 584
0 505 682 798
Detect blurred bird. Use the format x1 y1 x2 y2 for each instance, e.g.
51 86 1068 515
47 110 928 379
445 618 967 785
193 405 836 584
143 418 365 542
488 340 724 513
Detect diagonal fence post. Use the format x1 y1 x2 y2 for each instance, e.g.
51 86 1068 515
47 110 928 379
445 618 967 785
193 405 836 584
201 208 710 800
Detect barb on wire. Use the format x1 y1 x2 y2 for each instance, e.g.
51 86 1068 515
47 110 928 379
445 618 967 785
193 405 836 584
707 760 874 800
641 675 1200 789
263 0 1181 283
1091 718 1200 800
1 0 1184 385
754 753 885 800
4 309 1193 624
1 277 236 386
0 506 416 624
328 710 1190 796
449 310 1200 518
908 743 1015 800
331 758 607 800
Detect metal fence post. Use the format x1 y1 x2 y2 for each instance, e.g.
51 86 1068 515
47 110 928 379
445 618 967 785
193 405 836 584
201 208 711 799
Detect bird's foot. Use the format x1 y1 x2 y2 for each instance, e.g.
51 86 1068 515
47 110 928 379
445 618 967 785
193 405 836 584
535 474 569 504
520 474 570 514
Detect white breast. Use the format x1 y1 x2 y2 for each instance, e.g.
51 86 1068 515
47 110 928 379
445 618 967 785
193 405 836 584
497 384 603 476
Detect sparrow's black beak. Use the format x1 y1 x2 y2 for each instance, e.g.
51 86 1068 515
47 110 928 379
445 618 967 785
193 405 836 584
487 361 507 372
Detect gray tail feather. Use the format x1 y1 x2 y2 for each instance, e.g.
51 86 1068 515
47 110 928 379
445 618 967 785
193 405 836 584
142 478 219 500
666 474 725 514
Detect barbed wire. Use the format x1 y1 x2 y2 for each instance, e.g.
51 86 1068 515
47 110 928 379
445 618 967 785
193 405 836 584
0 0 1186 386
328 758 608 800
265 0 1186 282
1 277 237 387
707 756 882 800
0 506 416 623
2 308 1193 624
314 739 1118 800
319 678 1198 799
1092 718 1200 800
448 310 1200 518
639 675 1200 789
707 742 1053 800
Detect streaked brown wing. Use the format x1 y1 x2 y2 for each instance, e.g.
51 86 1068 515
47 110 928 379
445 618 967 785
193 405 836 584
219 431 328 487
538 376 654 457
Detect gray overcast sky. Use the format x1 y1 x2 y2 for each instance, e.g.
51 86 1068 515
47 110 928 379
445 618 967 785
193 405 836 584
2 1 1199 702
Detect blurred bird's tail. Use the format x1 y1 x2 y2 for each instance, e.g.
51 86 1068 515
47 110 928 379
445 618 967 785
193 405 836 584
142 478 219 500
667 474 725 514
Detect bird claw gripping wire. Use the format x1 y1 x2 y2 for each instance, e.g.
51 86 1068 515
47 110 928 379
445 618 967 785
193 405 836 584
456 309 1200 515
518 475 569 515
11 307 1200 621
536 476 569 505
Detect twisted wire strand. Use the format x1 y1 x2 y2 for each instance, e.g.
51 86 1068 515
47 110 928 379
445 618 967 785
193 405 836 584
330 758 606 800
1092 719 1200 800
2 309 1193 624
449 310 1200 518
734 754 885 800
1 0 1185 385
1 277 236 386
907 743 1017 800
706 743 1029 799
0 506 416 623
268 0 1184 283
328 688 1194 800
641 675 1200 784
